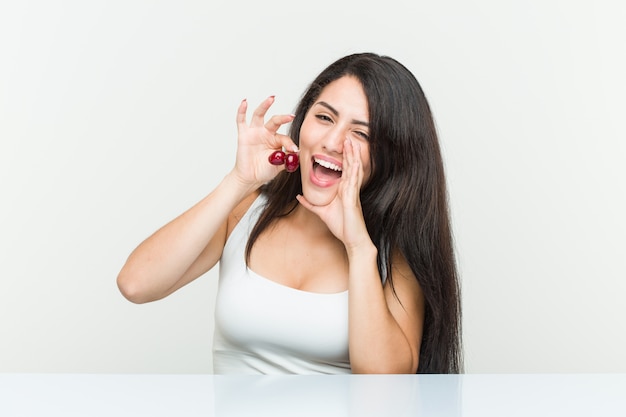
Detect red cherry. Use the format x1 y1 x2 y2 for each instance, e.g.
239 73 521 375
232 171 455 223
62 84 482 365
268 150 285 165
285 153 299 173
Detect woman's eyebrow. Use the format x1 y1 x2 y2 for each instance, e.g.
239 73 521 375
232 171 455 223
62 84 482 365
315 101 369 127
316 101 339 116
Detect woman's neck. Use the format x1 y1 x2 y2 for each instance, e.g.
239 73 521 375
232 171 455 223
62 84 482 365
286 203 337 241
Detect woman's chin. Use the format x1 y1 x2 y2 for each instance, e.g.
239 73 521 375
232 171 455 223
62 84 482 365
300 185 337 207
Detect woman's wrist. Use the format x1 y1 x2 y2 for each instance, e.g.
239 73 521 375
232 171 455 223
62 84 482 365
222 170 261 199
346 240 378 263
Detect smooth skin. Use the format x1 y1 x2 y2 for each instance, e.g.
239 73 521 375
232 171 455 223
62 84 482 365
117 76 424 373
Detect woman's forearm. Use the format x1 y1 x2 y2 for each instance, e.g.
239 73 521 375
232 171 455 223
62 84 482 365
347 245 417 374
116 172 256 304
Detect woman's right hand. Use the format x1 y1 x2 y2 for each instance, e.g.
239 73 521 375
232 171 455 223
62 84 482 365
117 96 296 304
231 96 298 190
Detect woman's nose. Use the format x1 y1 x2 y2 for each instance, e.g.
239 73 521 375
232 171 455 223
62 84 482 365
322 127 346 154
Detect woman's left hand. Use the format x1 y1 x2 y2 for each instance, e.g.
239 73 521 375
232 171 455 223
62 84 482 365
297 139 373 253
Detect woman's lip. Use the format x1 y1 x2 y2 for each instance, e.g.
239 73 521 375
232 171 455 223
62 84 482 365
312 154 343 170
309 155 342 188
309 167 339 187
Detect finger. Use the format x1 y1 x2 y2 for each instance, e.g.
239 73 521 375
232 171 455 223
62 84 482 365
236 98 248 130
265 113 296 135
342 139 362 199
351 140 364 187
342 139 356 181
250 96 275 127
274 132 299 153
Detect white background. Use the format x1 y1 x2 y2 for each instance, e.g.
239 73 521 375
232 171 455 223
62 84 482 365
1 0 624 374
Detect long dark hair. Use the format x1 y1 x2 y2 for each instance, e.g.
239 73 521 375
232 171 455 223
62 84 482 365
246 53 462 374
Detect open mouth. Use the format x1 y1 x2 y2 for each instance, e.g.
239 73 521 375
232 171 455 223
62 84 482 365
312 157 342 182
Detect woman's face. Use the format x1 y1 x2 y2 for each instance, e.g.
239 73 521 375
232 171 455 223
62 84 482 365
298 76 372 206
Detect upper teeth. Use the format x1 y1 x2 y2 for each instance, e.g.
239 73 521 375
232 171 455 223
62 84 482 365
315 158 342 171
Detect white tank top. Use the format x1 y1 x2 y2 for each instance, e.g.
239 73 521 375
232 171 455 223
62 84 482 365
213 194 351 374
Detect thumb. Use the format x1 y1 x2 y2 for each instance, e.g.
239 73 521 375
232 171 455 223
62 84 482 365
296 194 315 212
295 194 325 219
277 133 299 153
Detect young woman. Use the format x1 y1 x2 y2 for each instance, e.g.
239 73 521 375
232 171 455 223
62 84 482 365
117 53 462 374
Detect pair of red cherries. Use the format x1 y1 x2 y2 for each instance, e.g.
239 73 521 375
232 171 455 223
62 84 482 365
268 150 299 173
